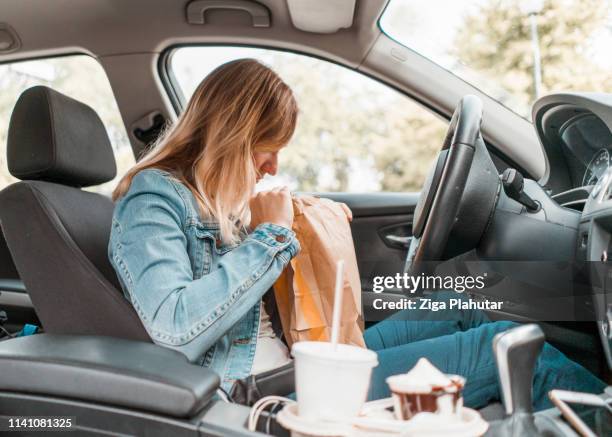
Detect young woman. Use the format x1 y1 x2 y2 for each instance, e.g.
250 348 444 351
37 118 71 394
109 59 604 409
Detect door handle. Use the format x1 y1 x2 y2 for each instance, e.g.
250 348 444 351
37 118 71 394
384 234 412 248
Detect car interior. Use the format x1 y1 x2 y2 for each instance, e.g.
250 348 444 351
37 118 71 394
0 1 611 436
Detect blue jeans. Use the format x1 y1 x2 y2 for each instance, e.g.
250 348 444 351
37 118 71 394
363 293 605 411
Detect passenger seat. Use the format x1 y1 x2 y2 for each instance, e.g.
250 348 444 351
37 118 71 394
0 86 149 341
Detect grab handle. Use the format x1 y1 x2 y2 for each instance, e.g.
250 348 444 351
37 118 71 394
186 0 271 27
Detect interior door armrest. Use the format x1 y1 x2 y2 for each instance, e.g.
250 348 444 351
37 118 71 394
0 334 220 418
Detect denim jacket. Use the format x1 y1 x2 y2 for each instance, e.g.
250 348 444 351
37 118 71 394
108 168 300 390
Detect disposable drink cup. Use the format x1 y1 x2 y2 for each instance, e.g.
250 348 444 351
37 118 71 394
292 341 378 421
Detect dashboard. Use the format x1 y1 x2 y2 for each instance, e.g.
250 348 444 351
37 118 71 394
533 94 612 198
532 94 612 370
559 113 612 189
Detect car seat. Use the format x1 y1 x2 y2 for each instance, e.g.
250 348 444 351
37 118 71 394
0 86 149 341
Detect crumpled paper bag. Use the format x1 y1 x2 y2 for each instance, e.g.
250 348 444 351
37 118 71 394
273 195 365 348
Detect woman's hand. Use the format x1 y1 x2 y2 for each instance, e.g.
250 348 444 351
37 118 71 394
250 187 294 230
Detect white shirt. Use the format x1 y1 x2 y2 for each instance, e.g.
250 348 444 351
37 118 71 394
251 300 292 375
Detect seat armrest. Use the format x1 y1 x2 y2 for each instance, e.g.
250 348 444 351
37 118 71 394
0 334 219 418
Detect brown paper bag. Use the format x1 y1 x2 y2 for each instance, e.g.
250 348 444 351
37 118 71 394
273 195 365 348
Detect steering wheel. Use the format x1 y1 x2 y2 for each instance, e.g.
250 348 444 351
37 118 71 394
405 95 500 275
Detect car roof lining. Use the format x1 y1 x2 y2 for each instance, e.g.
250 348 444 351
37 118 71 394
0 0 385 65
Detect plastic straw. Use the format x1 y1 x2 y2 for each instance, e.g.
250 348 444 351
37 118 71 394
330 259 345 349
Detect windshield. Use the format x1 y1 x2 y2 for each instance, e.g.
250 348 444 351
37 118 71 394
380 0 612 120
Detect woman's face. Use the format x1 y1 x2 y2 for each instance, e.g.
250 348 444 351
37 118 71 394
254 150 280 182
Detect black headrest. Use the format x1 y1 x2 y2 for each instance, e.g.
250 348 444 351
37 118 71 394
7 86 117 187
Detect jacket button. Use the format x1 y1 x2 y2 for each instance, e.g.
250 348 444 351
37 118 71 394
275 235 286 243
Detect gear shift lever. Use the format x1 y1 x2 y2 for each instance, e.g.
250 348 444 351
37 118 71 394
486 324 545 437
493 323 545 416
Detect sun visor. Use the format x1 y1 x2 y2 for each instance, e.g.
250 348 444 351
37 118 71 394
287 0 356 33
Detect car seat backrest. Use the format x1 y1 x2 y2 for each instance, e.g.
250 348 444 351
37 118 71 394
0 86 150 341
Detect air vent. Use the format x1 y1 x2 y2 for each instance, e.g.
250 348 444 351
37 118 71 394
551 186 591 212
560 199 586 212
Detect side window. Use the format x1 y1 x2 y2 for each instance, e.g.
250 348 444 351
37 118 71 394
0 55 135 195
169 47 447 192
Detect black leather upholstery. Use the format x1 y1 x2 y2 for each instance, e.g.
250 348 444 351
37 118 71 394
0 334 220 418
7 86 116 187
0 86 149 341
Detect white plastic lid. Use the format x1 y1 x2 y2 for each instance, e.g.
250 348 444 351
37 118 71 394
292 341 378 366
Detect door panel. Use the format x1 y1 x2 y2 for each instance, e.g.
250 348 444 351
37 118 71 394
351 215 410 286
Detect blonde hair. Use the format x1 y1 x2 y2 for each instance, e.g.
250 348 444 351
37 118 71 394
113 59 298 244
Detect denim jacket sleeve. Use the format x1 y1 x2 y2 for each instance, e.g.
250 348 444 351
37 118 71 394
109 170 300 361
